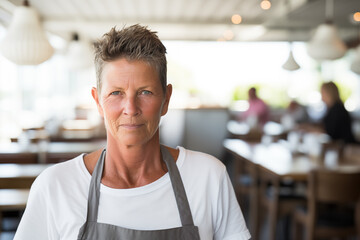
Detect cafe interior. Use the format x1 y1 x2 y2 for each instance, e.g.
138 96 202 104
0 0 360 239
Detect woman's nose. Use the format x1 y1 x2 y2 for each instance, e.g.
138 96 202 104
123 96 140 116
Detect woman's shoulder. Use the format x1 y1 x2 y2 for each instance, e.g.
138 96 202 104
43 154 83 173
33 154 88 189
177 146 226 175
331 101 346 111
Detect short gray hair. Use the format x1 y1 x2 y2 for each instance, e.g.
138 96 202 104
93 24 167 93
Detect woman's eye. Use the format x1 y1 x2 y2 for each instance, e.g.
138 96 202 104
110 91 121 96
140 90 152 95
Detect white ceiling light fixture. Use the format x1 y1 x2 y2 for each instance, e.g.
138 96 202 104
350 45 360 74
350 15 360 75
66 33 93 70
350 25 360 75
282 0 300 71
307 0 346 61
282 46 300 71
0 0 54 65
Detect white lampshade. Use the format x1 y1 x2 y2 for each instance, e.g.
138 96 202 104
282 50 300 71
66 34 93 70
350 45 360 75
0 5 54 65
307 23 347 61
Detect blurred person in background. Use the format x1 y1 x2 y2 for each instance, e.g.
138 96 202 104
281 100 309 130
287 100 308 124
320 81 357 144
299 81 357 144
239 87 269 128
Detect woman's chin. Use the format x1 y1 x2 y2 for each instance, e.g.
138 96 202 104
117 135 150 147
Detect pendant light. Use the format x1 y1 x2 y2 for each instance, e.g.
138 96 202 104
282 45 300 70
66 33 93 70
350 45 360 74
282 0 300 71
350 17 360 75
307 0 346 61
350 26 360 75
0 0 54 65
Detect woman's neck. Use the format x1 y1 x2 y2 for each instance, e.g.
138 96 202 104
102 136 166 189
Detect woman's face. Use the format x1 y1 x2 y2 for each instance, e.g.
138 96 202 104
92 58 172 147
321 87 331 106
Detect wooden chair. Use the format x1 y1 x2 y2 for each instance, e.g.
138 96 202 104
233 155 259 239
224 142 260 239
258 170 306 240
320 140 360 165
293 169 360 240
320 140 345 164
342 144 360 165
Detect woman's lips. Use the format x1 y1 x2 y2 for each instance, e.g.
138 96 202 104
120 124 143 129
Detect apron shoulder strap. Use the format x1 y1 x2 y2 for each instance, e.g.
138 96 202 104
86 149 106 222
160 145 195 227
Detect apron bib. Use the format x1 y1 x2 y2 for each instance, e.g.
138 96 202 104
77 145 200 240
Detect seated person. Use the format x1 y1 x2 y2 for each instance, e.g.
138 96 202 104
281 100 309 130
299 82 357 144
320 81 357 144
240 87 269 128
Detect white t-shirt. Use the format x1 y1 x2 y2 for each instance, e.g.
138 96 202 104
14 147 250 240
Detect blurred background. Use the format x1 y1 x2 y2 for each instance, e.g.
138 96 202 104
1 0 360 239
0 0 359 152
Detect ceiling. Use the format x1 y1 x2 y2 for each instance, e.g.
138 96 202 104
0 0 360 45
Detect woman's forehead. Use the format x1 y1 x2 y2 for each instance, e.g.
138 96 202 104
101 59 160 87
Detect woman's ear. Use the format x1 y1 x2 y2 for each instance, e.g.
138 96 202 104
91 87 104 117
161 84 172 116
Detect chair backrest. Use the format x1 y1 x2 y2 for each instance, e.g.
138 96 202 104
342 144 360 164
320 140 344 165
309 169 360 204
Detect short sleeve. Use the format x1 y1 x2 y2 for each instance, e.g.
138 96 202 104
14 173 58 240
213 171 251 240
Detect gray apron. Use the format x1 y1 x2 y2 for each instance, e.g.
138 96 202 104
77 145 200 240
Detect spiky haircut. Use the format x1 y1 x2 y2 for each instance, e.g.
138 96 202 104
93 24 167 93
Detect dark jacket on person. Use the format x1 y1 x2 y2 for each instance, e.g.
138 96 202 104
323 101 357 143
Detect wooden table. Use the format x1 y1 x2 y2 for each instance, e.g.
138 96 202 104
223 138 360 240
0 140 106 163
224 138 359 179
44 141 106 163
227 120 288 142
0 164 52 189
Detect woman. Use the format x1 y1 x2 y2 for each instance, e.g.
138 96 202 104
320 81 356 143
14 25 250 239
